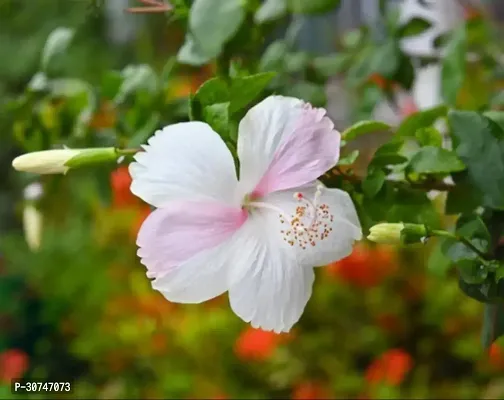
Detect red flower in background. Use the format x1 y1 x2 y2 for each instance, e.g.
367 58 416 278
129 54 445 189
111 166 136 208
365 348 412 386
489 343 504 370
0 349 29 382
292 381 330 400
235 327 289 361
326 244 398 288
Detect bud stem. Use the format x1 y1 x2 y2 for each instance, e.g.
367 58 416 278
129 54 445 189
429 229 490 265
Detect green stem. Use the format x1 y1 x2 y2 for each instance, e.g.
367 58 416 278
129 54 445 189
430 229 489 263
116 148 142 156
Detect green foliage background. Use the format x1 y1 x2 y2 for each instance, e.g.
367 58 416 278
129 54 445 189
2 0 504 399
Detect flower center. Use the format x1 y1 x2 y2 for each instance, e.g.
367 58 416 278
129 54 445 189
243 185 334 250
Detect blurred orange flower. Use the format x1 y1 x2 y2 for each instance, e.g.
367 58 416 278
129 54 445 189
368 73 389 89
0 349 29 382
292 381 330 400
489 343 504 370
111 166 136 208
463 6 482 21
234 327 288 361
89 101 116 129
365 348 413 386
326 244 398 288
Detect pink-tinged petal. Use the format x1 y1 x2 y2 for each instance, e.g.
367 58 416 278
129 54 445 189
130 122 238 208
137 201 247 303
226 212 314 333
237 96 340 197
263 181 362 267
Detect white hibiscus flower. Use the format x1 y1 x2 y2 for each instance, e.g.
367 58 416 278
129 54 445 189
130 95 362 333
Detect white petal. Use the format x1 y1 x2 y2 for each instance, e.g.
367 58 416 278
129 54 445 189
130 122 238 207
151 238 232 304
263 181 362 267
227 213 314 333
237 95 340 196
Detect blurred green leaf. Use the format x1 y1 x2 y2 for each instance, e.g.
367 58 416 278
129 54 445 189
396 105 448 137
362 168 386 198
114 65 158 105
337 150 359 166
255 0 287 23
342 120 391 141
41 27 74 71
189 0 245 59
449 110 504 209
312 53 351 78
397 17 432 38
259 40 288 72
427 238 452 277
177 35 212 66
288 0 341 14
127 113 161 148
441 27 466 106
283 81 326 107
415 126 443 147
407 146 465 174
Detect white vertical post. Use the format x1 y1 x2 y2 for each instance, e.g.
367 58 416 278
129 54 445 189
399 0 464 110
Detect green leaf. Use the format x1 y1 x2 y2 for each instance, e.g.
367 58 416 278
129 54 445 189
342 120 391 141
415 127 443 147
427 238 452 277
457 258 487 284
484 111 504 132
285 52 310 73
194 78 230 107
189 0 245 59
312 54 351 78
337 150 359 166
482 304 504 348
127 113 161 148
362 168 386 198
177 35 213 66
283 82 327 107
445 173 483 215
448 111 504 209
407 146 465 174
259 40 288 72
369 141 408 167
441 215 490 263
114 65 159 104
397 17 433 38
203 103 229 138
288 0 341 15
441 27 466 106
496 265 504 283
348 40 400 86
396 105 448 137
255 0 287 23
41 27 74 71
229 72 276 113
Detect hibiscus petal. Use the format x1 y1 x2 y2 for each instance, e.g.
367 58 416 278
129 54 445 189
237 96 340 197
262 182 362 267
130 122 238 207
137 201 247 302
227 213 314 332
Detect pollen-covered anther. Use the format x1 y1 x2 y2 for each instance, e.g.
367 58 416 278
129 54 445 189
280 189 335 248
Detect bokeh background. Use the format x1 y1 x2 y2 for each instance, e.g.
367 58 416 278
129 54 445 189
1 0 504 399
